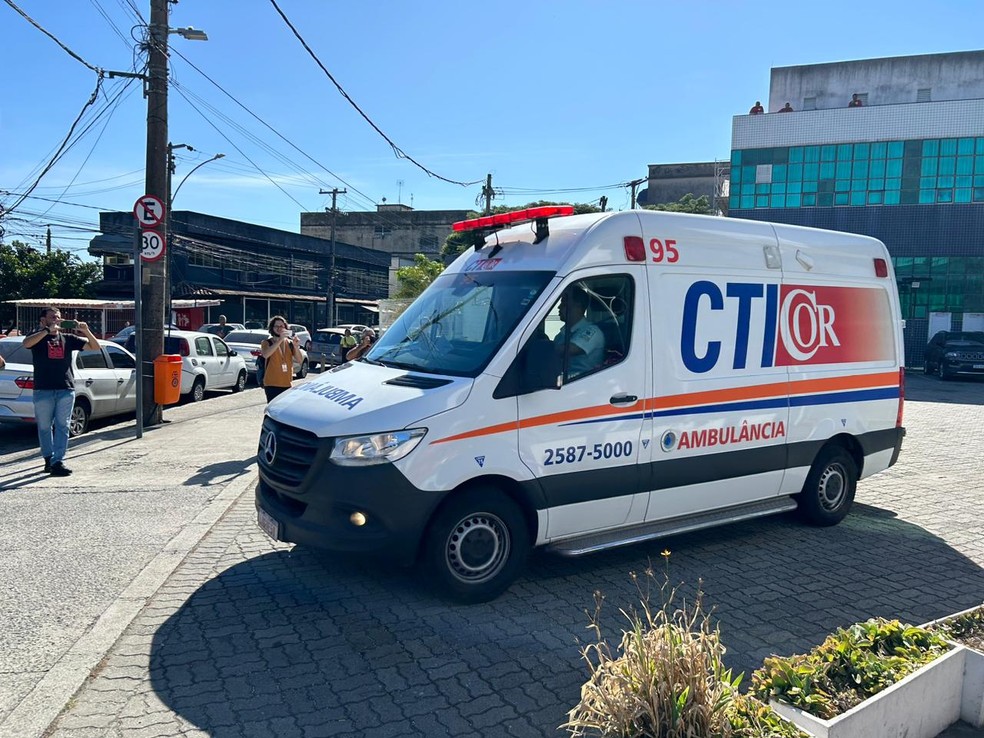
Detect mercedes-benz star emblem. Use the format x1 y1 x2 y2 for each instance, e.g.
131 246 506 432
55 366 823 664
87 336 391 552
262 431 277 465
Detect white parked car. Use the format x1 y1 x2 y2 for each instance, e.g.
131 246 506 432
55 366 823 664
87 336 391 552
288 324 313 352
222 330 309 382
0 337 139 436
124 330 248 401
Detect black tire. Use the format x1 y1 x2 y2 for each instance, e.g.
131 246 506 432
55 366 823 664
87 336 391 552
191 377 206 402
295 360 309 379
232 370 247 393
798 445 857 526
924 359 932 375
423 487 529 604
69 401 90 437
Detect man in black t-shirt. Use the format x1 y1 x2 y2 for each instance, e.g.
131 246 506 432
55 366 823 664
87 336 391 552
22 307 99 475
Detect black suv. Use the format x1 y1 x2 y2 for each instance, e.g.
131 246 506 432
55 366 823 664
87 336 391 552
924 331 984 380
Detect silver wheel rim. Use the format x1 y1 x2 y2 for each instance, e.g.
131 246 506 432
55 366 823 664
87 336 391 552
69 406 86 435
237 373 246 390
818 463 847 512
444 512 510 585
193 382 204 401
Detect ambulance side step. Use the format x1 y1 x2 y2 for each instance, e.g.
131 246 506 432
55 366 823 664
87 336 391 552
545 496 799 557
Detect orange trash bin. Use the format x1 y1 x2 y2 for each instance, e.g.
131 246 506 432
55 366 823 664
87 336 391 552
153 354 182 405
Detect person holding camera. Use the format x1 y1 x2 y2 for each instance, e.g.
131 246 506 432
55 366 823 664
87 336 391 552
259 315 302 403
345 328 376 362
21 307 99 475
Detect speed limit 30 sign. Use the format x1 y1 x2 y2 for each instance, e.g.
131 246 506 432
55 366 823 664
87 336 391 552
140 230 165 262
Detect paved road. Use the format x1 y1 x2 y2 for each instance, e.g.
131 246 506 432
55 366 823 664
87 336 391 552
4 373 984 737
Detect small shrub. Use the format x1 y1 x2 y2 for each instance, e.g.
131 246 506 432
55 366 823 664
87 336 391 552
934 604 984 653
563 555 809 738
751 618 951 719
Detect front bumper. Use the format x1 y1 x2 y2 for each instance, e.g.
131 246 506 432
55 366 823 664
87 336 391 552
255 416 444 565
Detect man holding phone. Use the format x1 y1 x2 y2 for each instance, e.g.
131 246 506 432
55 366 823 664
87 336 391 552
22 307 99 475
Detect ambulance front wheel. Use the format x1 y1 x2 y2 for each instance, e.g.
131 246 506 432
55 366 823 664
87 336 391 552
424 487 530 604
798 445 857 526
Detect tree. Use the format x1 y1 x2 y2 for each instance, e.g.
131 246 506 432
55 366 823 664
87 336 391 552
440 201 603 262
394 253 445 299
0 241 101 326
644 193 712 214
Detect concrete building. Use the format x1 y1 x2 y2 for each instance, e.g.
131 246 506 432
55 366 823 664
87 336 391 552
729 50 984 365
637 161 730 213
300 204 471 293
89 211 388 329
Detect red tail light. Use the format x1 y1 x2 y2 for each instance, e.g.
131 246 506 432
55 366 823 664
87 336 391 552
179 339 190 357
15 376 34 390
896 367 905 427
250 349 262 357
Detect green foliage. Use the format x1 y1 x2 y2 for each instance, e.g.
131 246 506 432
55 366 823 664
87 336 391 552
935 604 984 652
751 618 951 719
644 193 712 214
440 201 602 261
0 240 101 325
564 557 809 738
394 253 445 299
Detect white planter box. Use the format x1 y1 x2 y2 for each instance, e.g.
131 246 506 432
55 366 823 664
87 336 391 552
957 641 984 728
770 646 966 738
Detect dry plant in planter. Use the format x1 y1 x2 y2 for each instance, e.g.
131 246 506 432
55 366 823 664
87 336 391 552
563 553 808 738
934 604 984 652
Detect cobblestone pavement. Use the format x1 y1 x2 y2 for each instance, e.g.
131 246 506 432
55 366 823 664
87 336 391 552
44 374 984 737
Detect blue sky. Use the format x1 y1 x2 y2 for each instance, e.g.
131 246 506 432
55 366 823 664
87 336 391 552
1 0 981 255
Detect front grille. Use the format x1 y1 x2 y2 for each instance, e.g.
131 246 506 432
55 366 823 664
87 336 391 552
258 416 322 489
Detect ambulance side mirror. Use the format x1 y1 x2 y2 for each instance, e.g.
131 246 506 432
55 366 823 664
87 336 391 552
492 337 563 399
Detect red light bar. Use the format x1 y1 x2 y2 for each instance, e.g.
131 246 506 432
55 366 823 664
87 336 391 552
452 205 575 232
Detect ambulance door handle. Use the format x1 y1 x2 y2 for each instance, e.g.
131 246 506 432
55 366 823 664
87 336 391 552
609 393 637 405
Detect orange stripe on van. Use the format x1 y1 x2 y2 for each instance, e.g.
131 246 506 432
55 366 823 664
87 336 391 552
428 372 898 445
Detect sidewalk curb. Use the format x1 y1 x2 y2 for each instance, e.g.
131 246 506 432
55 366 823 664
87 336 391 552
0 468 258 738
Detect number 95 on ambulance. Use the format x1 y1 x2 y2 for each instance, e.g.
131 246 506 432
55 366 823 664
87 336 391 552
255 207 905 603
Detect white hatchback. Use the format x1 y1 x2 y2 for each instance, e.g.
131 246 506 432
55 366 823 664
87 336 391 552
124 330 248 402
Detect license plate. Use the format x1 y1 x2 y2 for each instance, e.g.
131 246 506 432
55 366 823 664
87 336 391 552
974 364 984 370
257 508 281 540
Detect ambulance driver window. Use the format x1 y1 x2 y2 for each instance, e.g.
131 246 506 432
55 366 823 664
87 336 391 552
542 275 634 383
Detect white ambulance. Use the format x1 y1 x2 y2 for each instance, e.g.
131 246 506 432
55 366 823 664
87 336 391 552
256 206 905 602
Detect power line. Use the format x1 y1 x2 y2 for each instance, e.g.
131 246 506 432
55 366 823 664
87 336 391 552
266 0 483 188
3 0 103 72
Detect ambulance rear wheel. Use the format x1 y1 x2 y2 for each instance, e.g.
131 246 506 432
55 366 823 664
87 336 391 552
798 446 857 526
424 488 529 604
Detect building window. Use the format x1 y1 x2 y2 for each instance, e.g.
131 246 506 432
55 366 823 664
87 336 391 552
917 88 932 102
803 96 817 110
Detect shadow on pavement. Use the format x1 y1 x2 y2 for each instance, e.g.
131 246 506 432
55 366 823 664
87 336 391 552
183 459 257 487
147 505 984 737
907 371 984 405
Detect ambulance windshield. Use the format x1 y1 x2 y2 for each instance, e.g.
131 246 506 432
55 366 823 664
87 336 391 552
367 270 553 376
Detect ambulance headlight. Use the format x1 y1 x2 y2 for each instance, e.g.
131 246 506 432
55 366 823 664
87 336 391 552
330 428 427 466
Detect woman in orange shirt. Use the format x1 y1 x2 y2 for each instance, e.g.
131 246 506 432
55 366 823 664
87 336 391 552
259 315 302 403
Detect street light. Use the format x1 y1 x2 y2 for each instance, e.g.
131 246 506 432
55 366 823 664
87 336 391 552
170 26 208 41
165 147 224 323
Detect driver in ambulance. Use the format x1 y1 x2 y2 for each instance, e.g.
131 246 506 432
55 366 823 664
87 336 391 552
554 285 605 378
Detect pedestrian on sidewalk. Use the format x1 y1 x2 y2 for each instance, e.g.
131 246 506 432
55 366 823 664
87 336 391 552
21 307 99 475
259 315 302 403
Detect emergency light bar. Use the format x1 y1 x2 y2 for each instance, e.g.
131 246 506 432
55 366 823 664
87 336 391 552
452 205 575 232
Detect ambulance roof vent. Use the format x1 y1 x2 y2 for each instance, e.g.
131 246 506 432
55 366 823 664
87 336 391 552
452 205 575 244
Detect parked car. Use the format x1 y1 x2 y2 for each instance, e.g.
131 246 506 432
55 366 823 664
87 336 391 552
0 336 138 436
335 323 372 336
244 321 265 330
288 324 313 352
222 330 309 382
108 324 178 346
309 328 350 369
199 322 246 338
124 329 248 401
924 331 984 380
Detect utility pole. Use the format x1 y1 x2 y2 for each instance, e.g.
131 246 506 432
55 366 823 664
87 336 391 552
140 0 169 427
46 226 51 254
319 187 346 327
599 196 608 213
482 174 493 215
628 177 647 209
